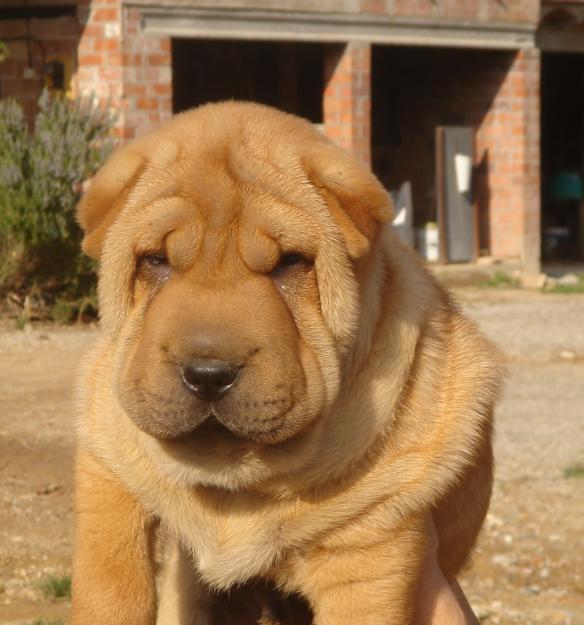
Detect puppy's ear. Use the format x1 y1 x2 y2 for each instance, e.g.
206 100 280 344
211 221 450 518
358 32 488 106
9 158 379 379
77 143 148 260
303 142 394 258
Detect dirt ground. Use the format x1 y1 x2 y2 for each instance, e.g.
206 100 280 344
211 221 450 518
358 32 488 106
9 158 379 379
1 288 583 625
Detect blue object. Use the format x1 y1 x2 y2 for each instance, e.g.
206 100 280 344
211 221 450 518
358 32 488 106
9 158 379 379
548 171 584 202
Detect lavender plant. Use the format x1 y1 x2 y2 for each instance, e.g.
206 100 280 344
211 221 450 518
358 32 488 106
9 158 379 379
0 90 116 320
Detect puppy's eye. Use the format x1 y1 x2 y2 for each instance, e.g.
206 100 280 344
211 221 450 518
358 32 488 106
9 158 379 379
276 253 307 269
142 253 168 267
269 252 312 281
136 253 171 283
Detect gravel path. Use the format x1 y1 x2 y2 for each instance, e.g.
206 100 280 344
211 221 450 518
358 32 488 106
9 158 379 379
458 290 584 625
0 289 583 625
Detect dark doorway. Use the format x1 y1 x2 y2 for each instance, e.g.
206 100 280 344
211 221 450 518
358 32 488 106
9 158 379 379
172 39 325 123
541 52 584 261
371 45 513 254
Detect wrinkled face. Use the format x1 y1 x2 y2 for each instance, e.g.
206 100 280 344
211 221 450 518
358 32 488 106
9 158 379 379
80 104 392 486
114 167 334 448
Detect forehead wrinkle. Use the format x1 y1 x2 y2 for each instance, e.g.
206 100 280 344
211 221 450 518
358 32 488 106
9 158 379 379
128 173 178 210
181 174 237 231
176 146 238 213
166 218 203 271
132 197 196 252
194 158 242 274
189 194 240 278
227 140 282 189
232 163 327 246
231 151 349 249
209 142 319 227
210 210 241 273
230 142 322 206
241 186 322 253
237 225 279 273
237 170 315 213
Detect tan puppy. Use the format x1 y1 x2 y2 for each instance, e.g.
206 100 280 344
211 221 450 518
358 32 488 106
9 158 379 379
72 102 502 625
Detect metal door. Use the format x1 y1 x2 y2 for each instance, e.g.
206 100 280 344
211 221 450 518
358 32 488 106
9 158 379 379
436 126 477 262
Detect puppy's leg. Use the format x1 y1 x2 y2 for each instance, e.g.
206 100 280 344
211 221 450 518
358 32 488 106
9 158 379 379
72 451 157 625
434 420 494 577
296 517 426 625
157 536 213 625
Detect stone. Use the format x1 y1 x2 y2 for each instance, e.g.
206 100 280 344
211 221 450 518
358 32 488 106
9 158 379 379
557 273 580 286
521 272 547 289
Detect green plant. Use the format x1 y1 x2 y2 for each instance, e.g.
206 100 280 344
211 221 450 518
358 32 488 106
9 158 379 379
545 273 584 294
478 271 519 289
564 463 584 479
39 574 71 600
31 619 65 625
0 40 9 62
15 314 28 330
0 90 116 320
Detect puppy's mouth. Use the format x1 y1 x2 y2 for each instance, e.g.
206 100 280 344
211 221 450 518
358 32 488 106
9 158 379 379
184 412 242 440
160 408 273 445
122 383 297 445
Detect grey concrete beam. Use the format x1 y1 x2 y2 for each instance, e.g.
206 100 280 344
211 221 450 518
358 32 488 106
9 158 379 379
135 6 536 50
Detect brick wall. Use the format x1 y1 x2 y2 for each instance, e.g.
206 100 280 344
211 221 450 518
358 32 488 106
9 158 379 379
1 0 542 267
323 43 372 168
0 13 79 124
75 0 172 138
76 0 123 122
121 7 172 137
0 0 172 138
474 49 540 263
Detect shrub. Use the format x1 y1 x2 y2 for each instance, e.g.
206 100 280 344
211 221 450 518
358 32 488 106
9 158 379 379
0 90 116 320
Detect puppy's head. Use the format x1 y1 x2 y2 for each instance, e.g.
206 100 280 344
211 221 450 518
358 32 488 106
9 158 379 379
79 102 392 486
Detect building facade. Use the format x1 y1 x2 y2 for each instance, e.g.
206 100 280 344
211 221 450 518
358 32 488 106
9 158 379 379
2 0 584 274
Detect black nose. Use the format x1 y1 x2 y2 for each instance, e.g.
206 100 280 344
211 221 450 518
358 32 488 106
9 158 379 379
181 359 239 401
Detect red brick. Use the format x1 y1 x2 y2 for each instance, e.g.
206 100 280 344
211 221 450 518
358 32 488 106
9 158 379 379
136 98 158 111
324 42 371 167
361 0 386 14
92 7 119 22
122 53 142 66
152 83 172 96
0 21 27 37
78 54 104 66
114 126 135 140
95 39 120 52
147 53 171 66
106 51 123 65
81 24 104 38
157 39 171 53
125 83 147 96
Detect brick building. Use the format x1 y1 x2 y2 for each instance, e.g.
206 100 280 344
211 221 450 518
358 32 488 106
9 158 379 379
2 0 584 275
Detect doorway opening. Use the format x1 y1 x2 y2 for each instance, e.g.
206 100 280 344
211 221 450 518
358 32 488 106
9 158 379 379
541 52 584 261
372 45 514 258
172 39 325 124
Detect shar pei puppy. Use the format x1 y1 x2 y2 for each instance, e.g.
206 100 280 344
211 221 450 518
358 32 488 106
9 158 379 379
72 102 502 625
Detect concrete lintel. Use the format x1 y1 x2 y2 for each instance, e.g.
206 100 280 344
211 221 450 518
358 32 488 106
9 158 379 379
136 6 536 50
